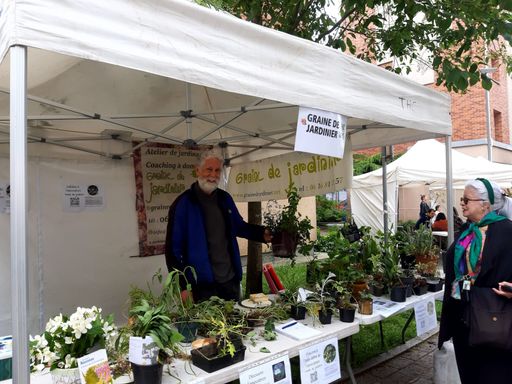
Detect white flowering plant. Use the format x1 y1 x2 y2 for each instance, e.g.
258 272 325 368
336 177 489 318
29 306 117 372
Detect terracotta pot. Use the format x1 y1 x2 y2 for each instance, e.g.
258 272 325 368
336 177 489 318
350 281 369 302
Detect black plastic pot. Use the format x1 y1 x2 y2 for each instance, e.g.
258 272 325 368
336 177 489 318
427 279 444 292
318 309 332 324
390 286 407 302
290 305 306 320
413 285 428 296
339 307 356 323
175 321 198 343
370 284 384 297
191 341 246 373
271 230 298 258
400 276 415 297
131 363 163 384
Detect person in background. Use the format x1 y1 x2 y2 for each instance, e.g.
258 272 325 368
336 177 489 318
165 150 272 302
415 208 435 229
431 204 441 225
419 194 429 219
438 178 512 383
452 206 465 236
432 212 448 231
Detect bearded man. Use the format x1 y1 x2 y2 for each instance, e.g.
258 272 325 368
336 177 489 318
165 150 271 301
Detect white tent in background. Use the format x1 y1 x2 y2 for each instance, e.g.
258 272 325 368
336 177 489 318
0 0 451 379
351 139 512 232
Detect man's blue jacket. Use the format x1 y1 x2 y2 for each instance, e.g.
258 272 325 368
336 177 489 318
165 183 265 287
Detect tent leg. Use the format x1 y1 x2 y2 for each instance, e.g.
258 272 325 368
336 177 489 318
381 146 388 243
445 137 454 245
10 45 30 383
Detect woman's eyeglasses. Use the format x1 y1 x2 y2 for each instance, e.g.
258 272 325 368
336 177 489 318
460 197 485 204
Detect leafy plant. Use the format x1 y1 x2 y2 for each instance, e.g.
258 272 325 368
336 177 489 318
403 225 436 258
264 182 313 264
316 195 346 222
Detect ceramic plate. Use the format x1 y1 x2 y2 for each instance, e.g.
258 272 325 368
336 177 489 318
240 298 272 308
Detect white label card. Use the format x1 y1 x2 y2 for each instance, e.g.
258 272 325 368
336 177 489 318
239 352 292 384
299 337 341 384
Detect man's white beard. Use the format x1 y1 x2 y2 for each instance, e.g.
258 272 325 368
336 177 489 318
198 177 218 194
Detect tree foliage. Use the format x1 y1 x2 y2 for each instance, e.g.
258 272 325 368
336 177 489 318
196 0 512 92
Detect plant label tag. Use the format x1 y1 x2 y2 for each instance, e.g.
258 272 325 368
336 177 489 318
129 336 159 366
463 280 471 291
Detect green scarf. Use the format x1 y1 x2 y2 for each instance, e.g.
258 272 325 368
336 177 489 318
454 211 506 282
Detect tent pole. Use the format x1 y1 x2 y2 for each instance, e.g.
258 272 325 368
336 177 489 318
445 137 454 245
381 146 388 245
10 45 30 383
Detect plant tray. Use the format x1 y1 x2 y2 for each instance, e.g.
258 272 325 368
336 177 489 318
191 344 246 373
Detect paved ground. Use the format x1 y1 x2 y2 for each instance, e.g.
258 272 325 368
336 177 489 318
344 332 439 384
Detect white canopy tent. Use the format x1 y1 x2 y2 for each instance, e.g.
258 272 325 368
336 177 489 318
351 139 512 231
0 0 451 380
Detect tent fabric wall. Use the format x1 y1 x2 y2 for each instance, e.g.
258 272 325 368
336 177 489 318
351 140 512 231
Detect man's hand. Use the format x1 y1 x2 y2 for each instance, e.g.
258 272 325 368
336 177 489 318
263 228 273 243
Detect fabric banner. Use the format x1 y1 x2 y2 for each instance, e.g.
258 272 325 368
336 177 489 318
294 107 347 158
227 149 351 202
133 143 209 256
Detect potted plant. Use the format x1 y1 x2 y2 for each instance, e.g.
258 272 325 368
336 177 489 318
381 237 407 302
403 225 439 274
279 290 308 320
308 272 337 324
191 307 247 373
412 276 428 296
29 306 117 384
264 182 313 265
331 281 357 323
125 270 184 384
358 290 374 315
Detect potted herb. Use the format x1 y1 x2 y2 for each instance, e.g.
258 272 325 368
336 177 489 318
29 306 117 384
308 273 337 324
279 290 307 320
358 290 373 315
403 225 439 274
381 238 407 302
264 182 313 265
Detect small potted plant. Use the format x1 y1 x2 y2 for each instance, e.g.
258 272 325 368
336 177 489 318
264 182 313 265
125 270 184 384
358 290 373 315
332 281 357 323
29 306 117 384
308 273 337 324
403 225 439 273
191 307 247 373
412 276 428 296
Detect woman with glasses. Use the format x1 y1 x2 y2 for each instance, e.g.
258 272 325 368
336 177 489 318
438 178 512 383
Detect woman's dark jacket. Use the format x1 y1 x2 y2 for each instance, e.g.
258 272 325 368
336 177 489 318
165 182 265 287
438 219 512 348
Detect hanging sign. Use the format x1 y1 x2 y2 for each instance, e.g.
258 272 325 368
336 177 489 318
294 107 347 158
299 337 341 384
228 148 351 202
239 352 292 384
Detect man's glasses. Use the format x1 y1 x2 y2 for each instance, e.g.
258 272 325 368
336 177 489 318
460 197 485 204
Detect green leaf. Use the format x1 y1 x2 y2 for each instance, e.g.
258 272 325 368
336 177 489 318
260 347 271 353
482 76 492 90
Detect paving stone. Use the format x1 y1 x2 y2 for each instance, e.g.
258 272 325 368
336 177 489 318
354 372 382 384
369 364 400 378
386 356 415 370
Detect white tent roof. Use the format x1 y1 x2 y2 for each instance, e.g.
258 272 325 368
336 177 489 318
351 139 512 231
0 0 451 163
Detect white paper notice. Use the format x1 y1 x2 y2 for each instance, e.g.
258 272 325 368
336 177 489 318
414 298 437 336
0 181 10 214
77 349 112 384
372 298 405 318
239 352 292 384
294 107 347 158
299 337 341 384
128 336 158 366
63 183 105 212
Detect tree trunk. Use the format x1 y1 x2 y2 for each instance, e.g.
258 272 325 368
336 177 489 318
245 201 262 297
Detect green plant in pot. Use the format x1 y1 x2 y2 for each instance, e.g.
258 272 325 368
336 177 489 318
161 267 199 343
125 270 184 384
358 290 373 315
264 182 313 265
308 272 337 324
278 290 307 320
381 237 407 302
403 225 439 274
331 281 357 323
190 306 247 373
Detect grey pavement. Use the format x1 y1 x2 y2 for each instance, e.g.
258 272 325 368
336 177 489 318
341 332 439 384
